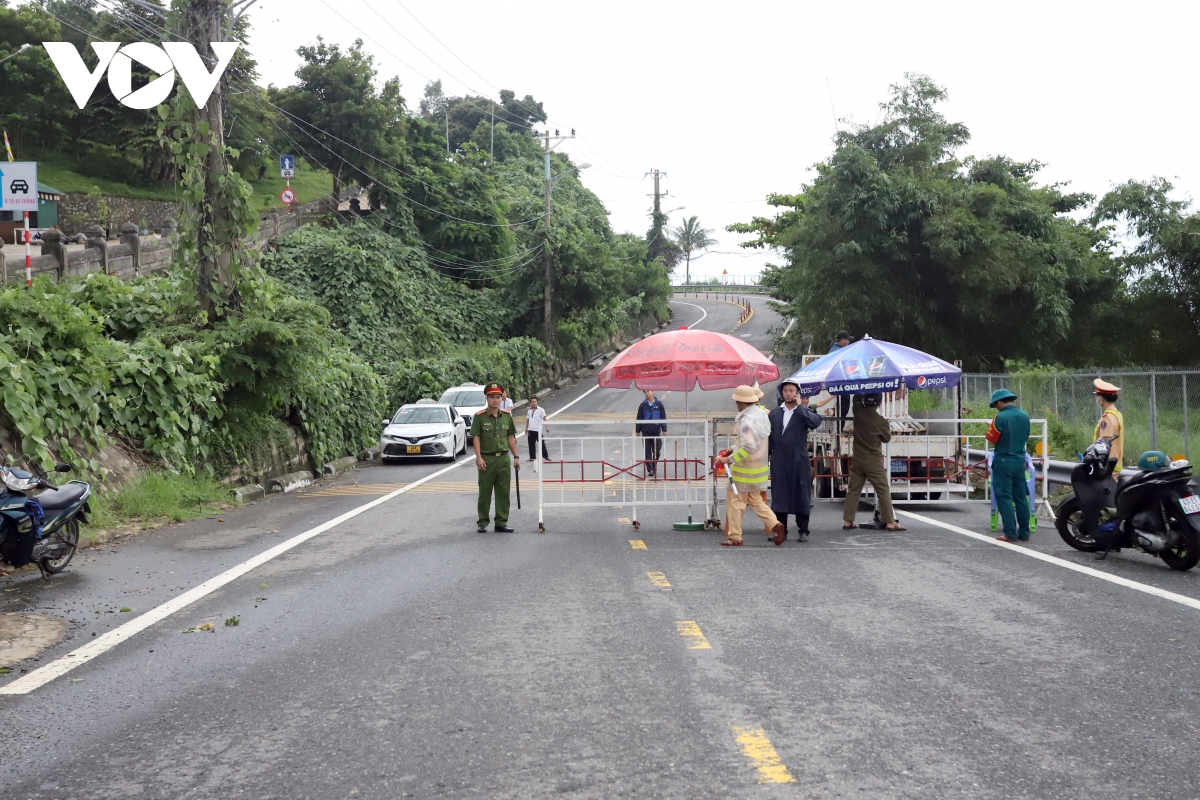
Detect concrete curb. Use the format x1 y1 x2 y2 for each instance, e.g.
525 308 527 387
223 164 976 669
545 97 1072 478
232 484 265 503
359 445 381 463
535 388 552 399
267 471 314 494
322 455 358 476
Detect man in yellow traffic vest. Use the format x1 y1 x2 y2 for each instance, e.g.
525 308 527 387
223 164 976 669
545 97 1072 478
1094 378 1124 473
714 385 787 547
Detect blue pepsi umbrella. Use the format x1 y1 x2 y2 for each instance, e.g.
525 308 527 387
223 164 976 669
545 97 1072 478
785 335 961 397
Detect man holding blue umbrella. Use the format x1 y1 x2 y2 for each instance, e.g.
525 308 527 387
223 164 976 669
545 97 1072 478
986 388 1032 543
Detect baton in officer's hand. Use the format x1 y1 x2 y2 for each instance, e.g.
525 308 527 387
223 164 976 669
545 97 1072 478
515 460 521 509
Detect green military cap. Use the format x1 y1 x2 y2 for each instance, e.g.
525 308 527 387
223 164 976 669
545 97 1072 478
484 382 504 395
989 388 1018 407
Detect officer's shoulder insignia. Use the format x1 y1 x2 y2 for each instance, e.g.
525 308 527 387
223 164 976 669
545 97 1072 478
501 409 512 415
474 409 488 416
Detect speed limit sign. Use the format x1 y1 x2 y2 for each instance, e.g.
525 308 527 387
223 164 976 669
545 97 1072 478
280 187 296 205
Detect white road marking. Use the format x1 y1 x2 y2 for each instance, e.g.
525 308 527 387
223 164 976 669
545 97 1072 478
548 385 601 418
669 300 708 328
0 455 477 696
902 510 1200 612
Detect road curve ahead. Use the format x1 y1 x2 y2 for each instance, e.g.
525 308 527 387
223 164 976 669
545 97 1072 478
2 295 1199 799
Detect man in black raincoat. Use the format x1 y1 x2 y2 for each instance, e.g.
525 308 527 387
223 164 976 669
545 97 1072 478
768 378 824 542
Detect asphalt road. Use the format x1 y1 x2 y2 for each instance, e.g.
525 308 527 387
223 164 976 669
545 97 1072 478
2 295 1199 799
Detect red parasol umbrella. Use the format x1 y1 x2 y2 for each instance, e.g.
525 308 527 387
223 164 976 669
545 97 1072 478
597 327 779 393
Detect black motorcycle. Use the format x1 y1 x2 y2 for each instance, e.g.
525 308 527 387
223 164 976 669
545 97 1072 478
0 463 91 578
1055 439 1200 571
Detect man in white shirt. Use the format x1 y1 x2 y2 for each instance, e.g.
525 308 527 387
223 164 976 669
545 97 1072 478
524 396 549 471
500 390 514 413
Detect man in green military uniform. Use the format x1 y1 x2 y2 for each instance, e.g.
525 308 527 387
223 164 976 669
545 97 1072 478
986 388 1032 543
471 382 520 532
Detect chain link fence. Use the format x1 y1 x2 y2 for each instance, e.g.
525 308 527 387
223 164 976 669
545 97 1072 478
944 369 1197 462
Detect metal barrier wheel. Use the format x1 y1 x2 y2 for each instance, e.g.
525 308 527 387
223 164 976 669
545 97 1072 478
632 521 641 530
538 522 546 533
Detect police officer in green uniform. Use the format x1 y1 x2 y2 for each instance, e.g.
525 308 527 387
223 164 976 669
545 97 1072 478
986 388 1032 543
471 382 520 532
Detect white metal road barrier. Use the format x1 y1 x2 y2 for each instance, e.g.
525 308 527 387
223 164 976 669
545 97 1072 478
536 419 713 532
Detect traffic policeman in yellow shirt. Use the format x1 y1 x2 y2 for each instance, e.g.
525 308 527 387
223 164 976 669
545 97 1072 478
1093 379 1124 473
471 382 520 532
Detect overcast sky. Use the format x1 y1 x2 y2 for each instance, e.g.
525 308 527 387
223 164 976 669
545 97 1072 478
58 0 1200 281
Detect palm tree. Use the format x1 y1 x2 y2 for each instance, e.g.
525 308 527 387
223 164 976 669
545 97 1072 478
672 216 718 285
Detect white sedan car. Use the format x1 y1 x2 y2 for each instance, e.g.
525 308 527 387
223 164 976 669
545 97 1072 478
380 403 467 463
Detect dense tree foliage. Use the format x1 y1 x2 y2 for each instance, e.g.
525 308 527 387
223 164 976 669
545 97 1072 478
733 75 1196 368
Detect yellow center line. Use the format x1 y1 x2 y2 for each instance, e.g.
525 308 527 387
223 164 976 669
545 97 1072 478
618 517 632 524
647 571 671 587
629 539 647 550
674 620 711 649
731 725 796 784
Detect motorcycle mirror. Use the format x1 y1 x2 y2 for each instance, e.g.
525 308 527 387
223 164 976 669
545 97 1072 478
55 463 73 473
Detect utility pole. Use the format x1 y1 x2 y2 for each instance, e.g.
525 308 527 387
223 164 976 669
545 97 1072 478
644 168 674 269
183 0 234 319
541 128 575 353
647 168 666 222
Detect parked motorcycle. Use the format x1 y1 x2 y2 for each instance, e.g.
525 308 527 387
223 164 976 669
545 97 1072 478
1055 440 1200 571
0 463 91 578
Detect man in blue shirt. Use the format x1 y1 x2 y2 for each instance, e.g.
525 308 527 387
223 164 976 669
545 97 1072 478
636 389 667 479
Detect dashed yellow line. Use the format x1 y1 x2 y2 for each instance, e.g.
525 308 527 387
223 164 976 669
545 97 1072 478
647 571 671 587
731 725 795 784
674 620 711 649
629 540 647 550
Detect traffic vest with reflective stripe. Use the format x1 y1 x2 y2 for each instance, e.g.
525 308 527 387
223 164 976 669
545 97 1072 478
730 404 771 491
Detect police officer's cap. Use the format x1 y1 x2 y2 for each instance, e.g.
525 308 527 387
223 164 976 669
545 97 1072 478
484 382 505 396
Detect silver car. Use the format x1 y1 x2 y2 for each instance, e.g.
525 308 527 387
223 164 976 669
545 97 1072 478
380 404 467 463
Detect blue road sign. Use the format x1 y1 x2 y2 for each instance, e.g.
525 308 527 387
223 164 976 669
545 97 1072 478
280 155 295 178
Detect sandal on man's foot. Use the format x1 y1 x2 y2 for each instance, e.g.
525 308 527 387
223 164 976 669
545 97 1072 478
885 524 907 532
842 523 856 530
720 539 743 547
